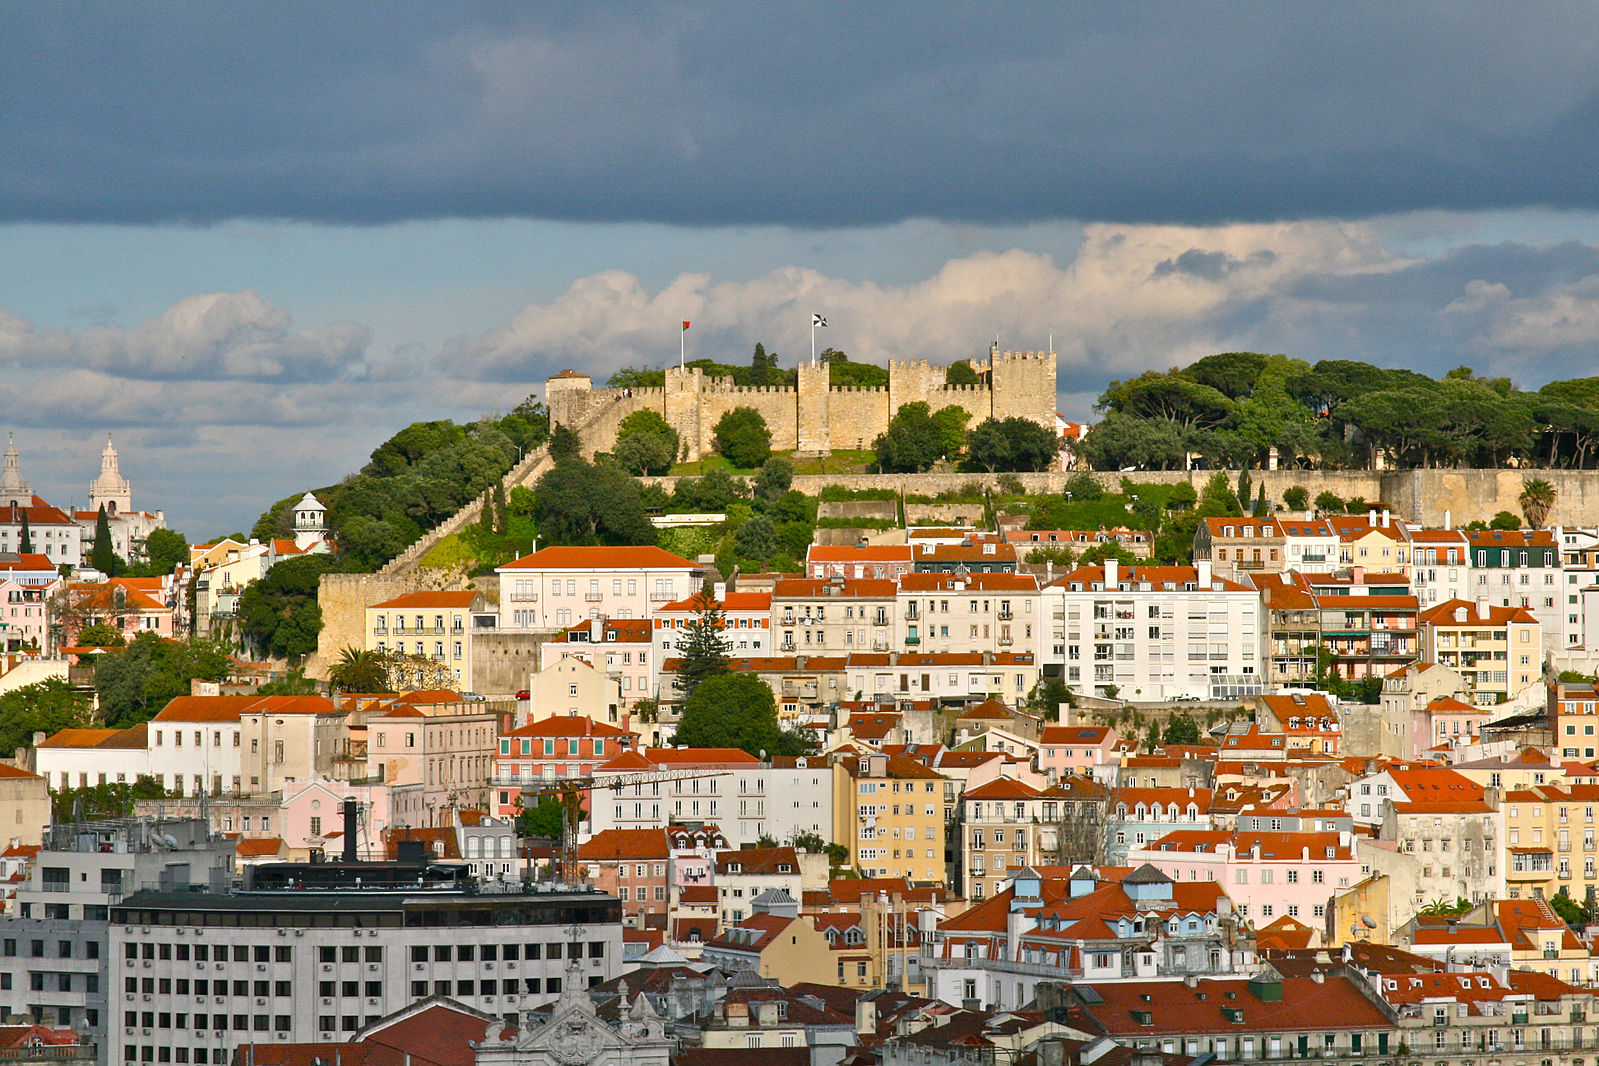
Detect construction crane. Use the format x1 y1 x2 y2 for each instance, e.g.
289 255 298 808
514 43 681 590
516 767 731 884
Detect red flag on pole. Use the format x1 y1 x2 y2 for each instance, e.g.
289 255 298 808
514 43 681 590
682 321 691 331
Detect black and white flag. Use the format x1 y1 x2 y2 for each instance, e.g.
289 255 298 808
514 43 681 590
812 314 827 328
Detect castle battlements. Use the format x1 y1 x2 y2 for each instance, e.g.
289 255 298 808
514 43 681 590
546 344 1057 461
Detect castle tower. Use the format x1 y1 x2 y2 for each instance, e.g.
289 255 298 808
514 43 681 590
292 491 329 550
989 349 1059 429
0 434 31 506
796 360 832 455
89 434 133 516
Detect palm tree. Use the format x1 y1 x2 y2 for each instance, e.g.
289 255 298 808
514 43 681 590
327 646 392 694
1520 477 1557 529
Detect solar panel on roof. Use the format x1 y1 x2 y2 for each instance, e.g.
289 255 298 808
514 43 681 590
1076 985 1103 1004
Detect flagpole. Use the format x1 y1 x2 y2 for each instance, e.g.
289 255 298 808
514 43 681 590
681 323 686 370
811 316 816 368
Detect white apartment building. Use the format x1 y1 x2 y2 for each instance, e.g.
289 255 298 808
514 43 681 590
1405 528 1471 609
495 546 704 630
588 748 775 847
1044 560 1263 701
1465 529 1568 649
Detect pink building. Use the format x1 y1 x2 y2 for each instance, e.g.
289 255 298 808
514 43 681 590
539 618 655 707
577 827 670 921
495 545 704 629
279 779 398 860
1130 828 1361 927
364 704 498 822
0 576 55 652
493 715 638 817
1038 724 1125 780
61 576 174 644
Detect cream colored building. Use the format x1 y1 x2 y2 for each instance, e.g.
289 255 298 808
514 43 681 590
0 763 49 846
529 653 624 725
238 695 350 796
365 704 497 819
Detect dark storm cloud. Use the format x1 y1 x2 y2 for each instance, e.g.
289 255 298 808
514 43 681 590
8 4 1599 227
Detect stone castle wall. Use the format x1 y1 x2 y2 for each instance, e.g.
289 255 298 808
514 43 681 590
547 350 1059 460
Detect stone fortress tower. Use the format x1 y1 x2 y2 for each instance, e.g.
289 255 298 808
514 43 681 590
545 343 1058 461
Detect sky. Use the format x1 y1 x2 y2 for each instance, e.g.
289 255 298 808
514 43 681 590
8 4 1599 536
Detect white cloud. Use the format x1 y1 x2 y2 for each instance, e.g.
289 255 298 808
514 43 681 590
0 291 370 381
447 220 1415 386
1445 275 1599 350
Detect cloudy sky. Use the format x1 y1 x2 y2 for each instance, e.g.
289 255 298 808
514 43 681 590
8 4 1599 535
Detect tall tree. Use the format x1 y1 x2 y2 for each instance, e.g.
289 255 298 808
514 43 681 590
18 511 31 553
90 505 118 574
673 586 730 702
874 402 942 473
674 672 782 757
614 409 681 476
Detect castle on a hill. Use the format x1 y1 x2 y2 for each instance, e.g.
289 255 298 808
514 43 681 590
545 344 1058 460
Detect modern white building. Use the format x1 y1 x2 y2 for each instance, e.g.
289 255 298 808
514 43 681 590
107 870 622 1066
1043 560 1264 701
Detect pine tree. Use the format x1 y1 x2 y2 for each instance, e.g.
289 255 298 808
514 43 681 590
673 583 730 703
91 505 116 573
1237 470 1252 514
493 482 508 535
1254 484 1267 516
18 511 31 554
477 490 495 534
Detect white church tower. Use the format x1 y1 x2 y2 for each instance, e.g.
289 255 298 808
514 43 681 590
89 434 133 516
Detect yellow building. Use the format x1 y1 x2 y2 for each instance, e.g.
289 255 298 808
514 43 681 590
1502 782 1599 901
832 751 946 882
698 912 837 985
365 590 489 690
1419 599 1542 706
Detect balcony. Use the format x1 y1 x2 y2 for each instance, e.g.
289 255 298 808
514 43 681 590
508 592 537 602
585 592 603 602
905 635 920 646
998 610 1013 621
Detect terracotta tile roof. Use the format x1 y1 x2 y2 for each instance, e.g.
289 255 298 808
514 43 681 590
578 828 669 861
657 591 771 612
151 695 263 723
370 591 482 609
772 577 898 598
716 846 800 876
1041 725 1113 745
897 571 1036 592
1067 975 1391 1036
498 545 699 571
235 837 286 858
962 777 1044 800
703 912 797 952
1420 598 1539 626
36 727 118 749
0 762 43 780
503 716 633 738
677 885 718 904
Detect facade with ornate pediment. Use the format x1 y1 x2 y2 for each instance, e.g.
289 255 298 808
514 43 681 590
474 965 673 1066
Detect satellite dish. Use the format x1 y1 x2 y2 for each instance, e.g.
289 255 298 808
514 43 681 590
162 834 180 848
1362 915 1377 929
1350 923 1362 938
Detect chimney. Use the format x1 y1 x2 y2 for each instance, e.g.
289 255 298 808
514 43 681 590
1444 509 1452 530
1196 560 1212 587
342 798 359 863
1476 597 1490 621
855 997 877 1035
1104 559 1119 589
1367 507 1376 524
